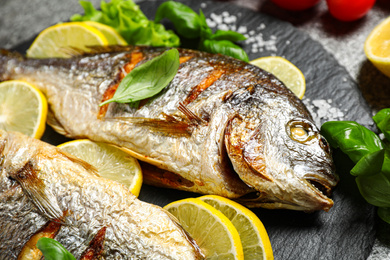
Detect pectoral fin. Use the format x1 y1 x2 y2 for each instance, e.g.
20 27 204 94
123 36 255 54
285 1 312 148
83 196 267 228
58 150 100 177
9 161 63 220
106 115 192 136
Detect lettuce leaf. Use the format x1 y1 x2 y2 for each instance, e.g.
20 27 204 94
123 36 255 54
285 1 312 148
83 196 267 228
71 0 179 47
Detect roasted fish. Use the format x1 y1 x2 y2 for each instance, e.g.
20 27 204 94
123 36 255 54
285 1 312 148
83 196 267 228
0 46 338 212
0 129 203 259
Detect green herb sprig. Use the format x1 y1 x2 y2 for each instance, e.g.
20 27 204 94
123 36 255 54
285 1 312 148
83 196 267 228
155 1 248 62
37 237 76 260
321 108 390 224
100 48 180 106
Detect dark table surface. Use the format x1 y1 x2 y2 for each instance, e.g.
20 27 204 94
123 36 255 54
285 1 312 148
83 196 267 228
1 0 389 259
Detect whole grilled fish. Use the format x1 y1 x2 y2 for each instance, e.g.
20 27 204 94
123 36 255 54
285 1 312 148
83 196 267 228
0 129 203 259
0 46 338 212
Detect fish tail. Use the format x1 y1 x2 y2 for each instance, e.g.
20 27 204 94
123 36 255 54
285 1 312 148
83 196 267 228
0 49 24 82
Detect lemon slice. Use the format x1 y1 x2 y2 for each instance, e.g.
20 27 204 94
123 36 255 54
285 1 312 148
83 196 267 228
0 80 47 139
250 56 306 99
364 17 390 78
83 21 127 45
199 195 274 260
58 139 143 196
164 198 244 260
27 22 108 58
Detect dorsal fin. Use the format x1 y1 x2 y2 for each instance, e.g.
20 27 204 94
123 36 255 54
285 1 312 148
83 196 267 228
9 160 63 220
178 102 207 126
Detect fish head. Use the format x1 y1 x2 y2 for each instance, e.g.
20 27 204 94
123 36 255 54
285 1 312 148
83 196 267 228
225 91 338 212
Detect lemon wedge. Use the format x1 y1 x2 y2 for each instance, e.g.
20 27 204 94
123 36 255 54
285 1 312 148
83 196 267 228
0 80 47 139
27 22 108 58
83 21 127 45
58 139 143 197
199 195 274 260
364 17 390 78
164 198 244 260
250 56 306 99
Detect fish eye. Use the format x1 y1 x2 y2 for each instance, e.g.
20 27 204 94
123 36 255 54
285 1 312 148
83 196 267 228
287 120 316 143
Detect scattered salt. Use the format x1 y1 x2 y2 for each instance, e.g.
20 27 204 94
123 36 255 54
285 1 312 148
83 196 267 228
205 11 278 55
303 98 345 127
217 24 230 31
237 26 247 34
210 13 223 25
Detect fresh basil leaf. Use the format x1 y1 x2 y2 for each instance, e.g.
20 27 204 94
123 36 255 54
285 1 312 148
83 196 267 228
37 237 76 260
210 30 247 42
378 207 390 224
155 1 201 38
373 108 390 141
71 0 179 47
200 39 249 62
356 173 390 207
351 149 385 176
100 48 180 106
321 121 384 163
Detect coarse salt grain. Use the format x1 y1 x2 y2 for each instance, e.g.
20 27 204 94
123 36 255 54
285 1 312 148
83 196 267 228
206 11 279 55
303 98 345 127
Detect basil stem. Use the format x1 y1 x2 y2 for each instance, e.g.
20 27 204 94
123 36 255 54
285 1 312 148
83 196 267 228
200 39 249 62
100 48 180 106
36 237 76 260
210 30 247 42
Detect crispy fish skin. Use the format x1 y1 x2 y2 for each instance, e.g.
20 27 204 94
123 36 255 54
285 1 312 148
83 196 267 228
0 46 338 211
0 130 204 259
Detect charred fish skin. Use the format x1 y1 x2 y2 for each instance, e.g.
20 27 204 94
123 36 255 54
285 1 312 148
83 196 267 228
0 46 338 211
0 130 204 259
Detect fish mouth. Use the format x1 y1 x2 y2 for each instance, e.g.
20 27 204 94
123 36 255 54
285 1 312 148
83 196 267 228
304 175 335 198
237 169 338 212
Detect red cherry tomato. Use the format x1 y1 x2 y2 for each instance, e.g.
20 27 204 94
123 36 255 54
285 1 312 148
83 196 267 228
326 0 376 21
271 0 321 11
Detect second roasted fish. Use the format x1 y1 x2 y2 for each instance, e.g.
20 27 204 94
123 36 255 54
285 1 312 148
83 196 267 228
0 129 203 259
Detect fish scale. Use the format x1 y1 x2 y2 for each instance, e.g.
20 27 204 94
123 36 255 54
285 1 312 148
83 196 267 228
0 46 338 212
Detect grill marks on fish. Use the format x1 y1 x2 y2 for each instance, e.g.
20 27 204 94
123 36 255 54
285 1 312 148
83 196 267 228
99 50 195 118
99 51 144 118
18 217 107 259
80 227 107 260
17 219 62 260
182 68 225 106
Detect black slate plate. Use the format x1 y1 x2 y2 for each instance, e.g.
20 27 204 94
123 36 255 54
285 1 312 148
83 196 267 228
13 0 376 259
